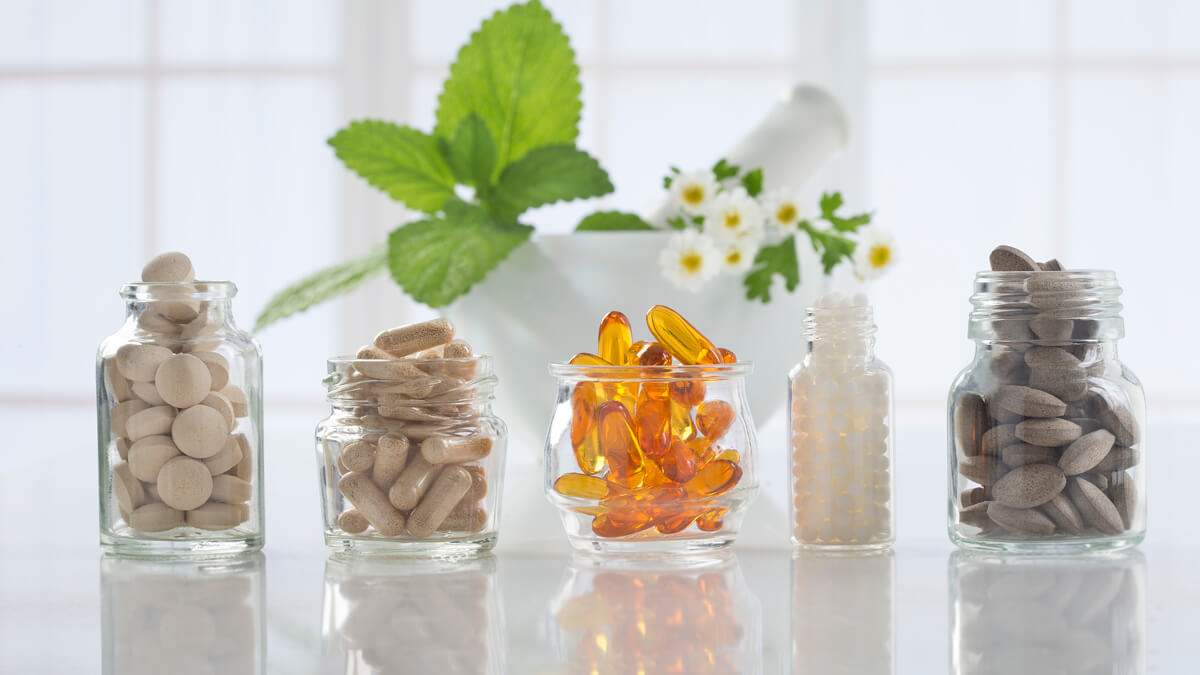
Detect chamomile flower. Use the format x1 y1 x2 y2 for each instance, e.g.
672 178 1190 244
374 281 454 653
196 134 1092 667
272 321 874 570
761 189 810 238
853 227 897 281
659 229 721 292
719 239 758 274
703 188 764 243
669 169 719 216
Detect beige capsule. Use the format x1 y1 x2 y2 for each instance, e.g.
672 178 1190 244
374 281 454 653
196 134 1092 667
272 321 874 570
442 340 472 358
1015 417 1082 447
992 464 1066 509
372 434 410 488
104 356 133 402
157 456 214 511
388 455 443 511
116 343 174 382
220 383 249 418
203 435 243 475
201 391 235 429
210 475 252 504
374 318 455 358
128 435 182 482
354 358 428 381
126 405 178 442
111 399 151 439
407 466 472 537
341 440 377 473
414 344 445 359
438 505 486 533
338 509 370 534
130 502 185 532
142 251 195 283
378 404 453 423
171 405 230 459
113 462 146 515
187 502 250 531
462 464 487 501
1038 493 1084 534
191 351 230 391
1059 429 1116 476
131 380 166 405
370 377 439 398
154 354 212 408
1067 477 1124 535
987 502 1056 536
422 436 493 464
994 385 1068 418
339 471 407 536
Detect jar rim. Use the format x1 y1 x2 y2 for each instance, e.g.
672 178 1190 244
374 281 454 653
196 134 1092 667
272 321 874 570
328 354 490 366
548 361 753 381
120 281 237 300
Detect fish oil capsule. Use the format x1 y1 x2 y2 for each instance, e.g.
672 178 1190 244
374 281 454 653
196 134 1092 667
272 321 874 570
406 465 472 537
592 510 654 537
684 459 742 498
696 400 736 440
571 384 605 474
655 506 701 534
670 398 696 441
597 311 633 366
718 347 737 363
696 507 727 531
670 380 706 407
388 455 443 511
633 383 671 458
597 401 646 488
569 352 610 367
646 305 721 365
340 471 407 536
658 437 698 483
628 340 672 366
421 435 493 464
554 473 611 500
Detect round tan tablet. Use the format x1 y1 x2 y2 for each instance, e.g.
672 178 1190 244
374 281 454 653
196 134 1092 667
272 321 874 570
103 356 133 402
192 351 230 390
116 343 173 382
154 354 212 408
131 380 165 405
171 405 230 458
210 475 252 504
200 391 235 430
129 502 184 532
157 456 213 510
128 435 182 482
142 252 195 283
186 502 249 530
220 384 249 418
113 462 145 514
110 399 150 438
203 435 243 475
126 405 177 441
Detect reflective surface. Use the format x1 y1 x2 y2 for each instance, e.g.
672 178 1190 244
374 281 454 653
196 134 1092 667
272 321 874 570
793 550 895 674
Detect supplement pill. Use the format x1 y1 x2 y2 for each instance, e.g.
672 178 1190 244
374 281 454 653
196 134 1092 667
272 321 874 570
407 466 472 537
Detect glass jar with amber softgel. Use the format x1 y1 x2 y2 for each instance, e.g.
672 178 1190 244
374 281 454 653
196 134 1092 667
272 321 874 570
545 306 759 554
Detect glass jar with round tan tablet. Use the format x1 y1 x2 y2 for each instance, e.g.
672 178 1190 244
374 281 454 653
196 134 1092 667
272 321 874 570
96 252 264 557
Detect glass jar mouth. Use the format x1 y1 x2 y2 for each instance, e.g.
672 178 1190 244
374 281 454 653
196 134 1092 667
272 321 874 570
327 355 490 367
548 361 753 382
120 281 237 301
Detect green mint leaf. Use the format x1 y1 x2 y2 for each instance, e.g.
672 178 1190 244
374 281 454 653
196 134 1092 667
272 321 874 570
444 114 496 189
819 192 844 219
488 145 613 221
712 158 740 181
255 245 387 331
387 205 533 307
829 211 872 232
801 222 858 274
576 211 655 231
435 0 581 173
740 168 764 197
328 121 456 214
743 235 800 303
667 216 688 230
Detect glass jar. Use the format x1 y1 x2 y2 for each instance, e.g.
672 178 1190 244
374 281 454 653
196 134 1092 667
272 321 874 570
316 355 507 555
793 550 895 674
948 270 1146 552
545 362 759 554
789 296 895 549
547 552 762 673
322 554 502 673
96 281 264 557
101 553 266 674
950 549 1145 674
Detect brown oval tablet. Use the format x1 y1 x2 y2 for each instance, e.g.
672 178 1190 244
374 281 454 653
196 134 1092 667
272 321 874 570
157 456 213 511
1093 447 1139 473
993 464 1066 508
958 456 1009 487
171 405 230 459
1028 368 1088 402
987 502 1056 536
1067 477 1123 535
959 501 992 529
1039 259 1064 271
1108 476 1137 529
980 424 1017 456
1094 394 1139 447
1038 493 1083 534
142 251 195 283
1058 429 1115 475
1001 443 1058 468
1029 315 1073 341
155 354 213 408
994 385 1067 418
989 245 1039 272
1024 347 1081 369
1015 418 1082 447
987 351 1029 384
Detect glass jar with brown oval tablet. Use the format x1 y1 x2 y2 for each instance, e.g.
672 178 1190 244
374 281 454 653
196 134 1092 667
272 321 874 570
97 280 264 557
948 270 1145 552
316 355 507 555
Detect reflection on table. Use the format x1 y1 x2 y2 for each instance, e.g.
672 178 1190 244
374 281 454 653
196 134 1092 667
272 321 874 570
546 551 762 674
792 550 895 675
321 554 502 674
951 549 1146 675
101 552 265 675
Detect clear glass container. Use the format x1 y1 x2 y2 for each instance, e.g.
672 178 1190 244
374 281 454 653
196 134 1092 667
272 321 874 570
792 550 895 674
322 554 503 674
545 362 759 554
316 355 507 556
950 549 1145 674
96 281 264 557
546 551 761 673
101 553 266 674
789 297 895 550
948 270 1146 552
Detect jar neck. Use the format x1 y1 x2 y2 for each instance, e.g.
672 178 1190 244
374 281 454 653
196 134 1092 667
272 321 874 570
804 303 877 363
969 270 1123 344
119 282 238 336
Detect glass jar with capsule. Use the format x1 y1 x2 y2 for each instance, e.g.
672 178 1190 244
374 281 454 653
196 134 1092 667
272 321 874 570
96 252 264 557
545 306 760 554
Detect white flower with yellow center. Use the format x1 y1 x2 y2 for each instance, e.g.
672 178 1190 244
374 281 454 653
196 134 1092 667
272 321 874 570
703 188 764 243
762 189 809 237
659 229 721 291
853 228 897 281
669 169 719 216
720 239 758 274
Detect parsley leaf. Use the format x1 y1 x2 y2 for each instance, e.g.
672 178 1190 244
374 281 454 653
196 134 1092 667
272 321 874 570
576 211 655 231
743 235 800 303
740 168 763 197
712 158 740 181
